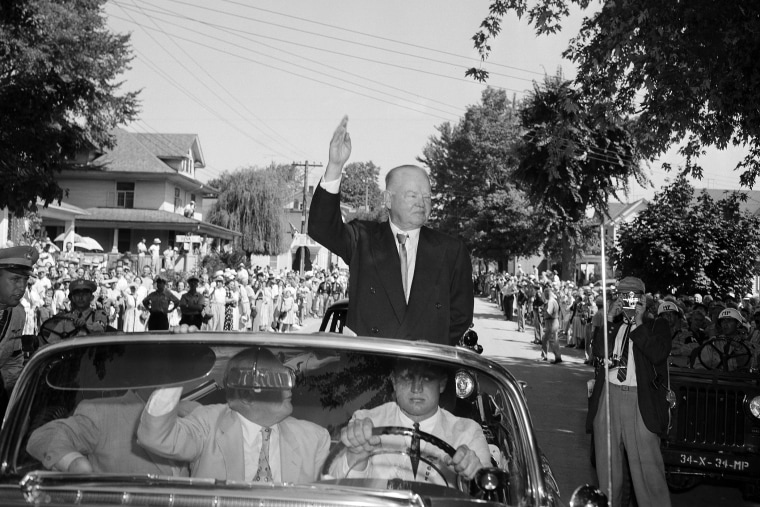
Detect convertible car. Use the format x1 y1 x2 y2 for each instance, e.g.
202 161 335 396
0 331 599 506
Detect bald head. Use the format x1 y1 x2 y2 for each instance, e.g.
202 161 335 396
383 165 432 231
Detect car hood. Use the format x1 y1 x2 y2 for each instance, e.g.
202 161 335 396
17 471 504 507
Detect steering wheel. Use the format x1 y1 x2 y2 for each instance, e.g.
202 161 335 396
321 426 465 490
691 337 752 372
38 316 82 344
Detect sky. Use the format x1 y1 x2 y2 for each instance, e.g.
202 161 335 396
104 0 748 200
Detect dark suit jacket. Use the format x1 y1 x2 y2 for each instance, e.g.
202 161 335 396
308 185 473 345
586 316 673 437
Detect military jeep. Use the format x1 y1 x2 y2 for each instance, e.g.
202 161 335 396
662 358 760 500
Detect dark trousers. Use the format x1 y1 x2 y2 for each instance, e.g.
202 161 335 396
147 311 169 330
503 295 514 321
179 314 203 329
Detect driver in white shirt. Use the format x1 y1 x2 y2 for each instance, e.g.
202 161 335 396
329 358 490 483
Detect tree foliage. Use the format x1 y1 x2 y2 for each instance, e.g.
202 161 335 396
0 0 139 214
469 0 760 188
206 165 291 256
612 176 760 296
340 161 383 212
514 75 646 277
420 88 542 264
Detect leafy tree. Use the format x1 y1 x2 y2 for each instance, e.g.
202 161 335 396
514 75 646 278
468 1 760 188
0 0 139 214
206 165 291 255
612 176 760 296
340 161 383 213
420 88 542 266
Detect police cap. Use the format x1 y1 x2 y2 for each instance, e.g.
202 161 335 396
0 246 39 276
69 278 97 293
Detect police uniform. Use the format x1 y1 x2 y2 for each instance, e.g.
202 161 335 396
179 276 205 329
46 279 108 341
141 276 179 330
0 246 39 412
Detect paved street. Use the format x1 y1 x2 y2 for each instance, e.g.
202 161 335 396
472 295 759 507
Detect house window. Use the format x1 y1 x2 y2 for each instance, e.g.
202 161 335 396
116 182 135 208
174 188 181 212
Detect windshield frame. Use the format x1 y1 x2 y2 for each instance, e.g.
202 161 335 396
0 332 549 503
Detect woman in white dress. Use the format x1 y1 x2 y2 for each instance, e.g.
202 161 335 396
279 284 298 333
122 284 138 332
259 279 274 332
133 277 148 332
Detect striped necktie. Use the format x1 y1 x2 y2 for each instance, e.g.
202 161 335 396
397 233 408 299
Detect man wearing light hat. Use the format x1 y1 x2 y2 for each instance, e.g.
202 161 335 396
148 238 161 274
0 245 39 412
138 347 329 482
586 276 672 507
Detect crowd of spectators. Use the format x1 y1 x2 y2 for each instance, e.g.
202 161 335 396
476 268 760 370
20 240 348 337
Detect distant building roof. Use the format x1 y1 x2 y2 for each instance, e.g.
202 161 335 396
88 129 205 174
132 132 205 167
90 129 176 174
694 188 760 215
603 199 648 224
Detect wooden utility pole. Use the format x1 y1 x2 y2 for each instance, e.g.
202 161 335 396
291 161 323 274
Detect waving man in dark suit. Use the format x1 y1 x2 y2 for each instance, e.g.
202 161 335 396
308 116 473 345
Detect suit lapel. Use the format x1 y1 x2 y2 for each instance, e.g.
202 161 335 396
372 223 407 322
216 408 245 481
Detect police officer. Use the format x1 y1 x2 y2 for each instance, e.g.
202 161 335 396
178 275 205 329
141 275 179 331
45 278 109 341
0 245 39 412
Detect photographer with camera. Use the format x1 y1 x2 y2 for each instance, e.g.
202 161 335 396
585 276 673 507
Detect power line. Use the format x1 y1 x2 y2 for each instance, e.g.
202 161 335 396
157 0 543 82
117 1 302 160
214 0 546 77
125 0 467 115
118 0 529 98
109 11 460 122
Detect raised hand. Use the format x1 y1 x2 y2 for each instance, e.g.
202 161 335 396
327 115 351 176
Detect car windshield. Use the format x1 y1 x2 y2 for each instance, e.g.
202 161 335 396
6 336 534 505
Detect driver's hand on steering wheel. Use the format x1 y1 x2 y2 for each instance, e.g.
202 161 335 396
447 445 483 480
341 418 381 470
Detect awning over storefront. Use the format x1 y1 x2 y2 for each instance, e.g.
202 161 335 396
76 208 240 240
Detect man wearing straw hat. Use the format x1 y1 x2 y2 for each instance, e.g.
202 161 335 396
586 276 673 507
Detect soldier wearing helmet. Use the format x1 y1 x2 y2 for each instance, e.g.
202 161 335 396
138 347 329 483
692 308 754 372
42 278 109 343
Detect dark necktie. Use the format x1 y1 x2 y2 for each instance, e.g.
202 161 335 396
617 326 631 382
397 234 408 298
254 427 272 482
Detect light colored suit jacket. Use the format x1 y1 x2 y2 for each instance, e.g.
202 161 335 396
329 402 491 482
137 403 330 483
27 390 196 475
